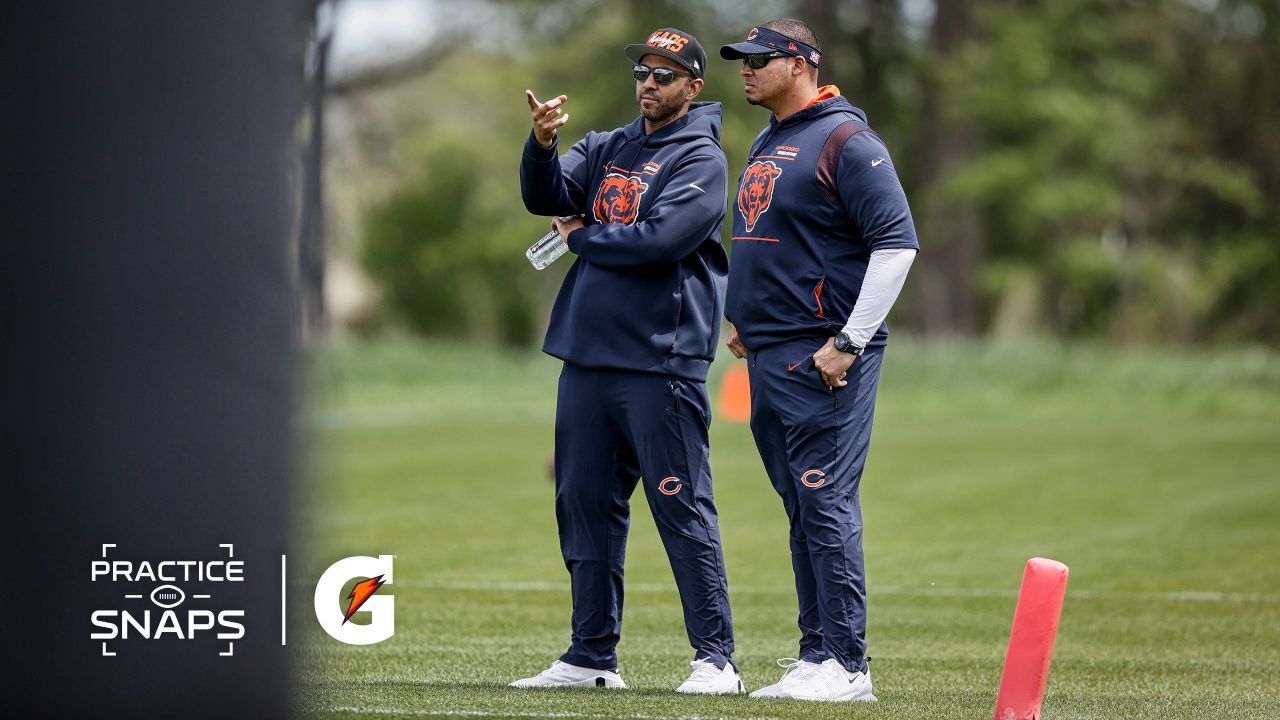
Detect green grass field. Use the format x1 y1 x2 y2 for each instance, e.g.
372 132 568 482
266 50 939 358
297 339 1280 719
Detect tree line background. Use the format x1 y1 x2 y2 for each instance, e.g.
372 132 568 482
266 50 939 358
317 0 1279 348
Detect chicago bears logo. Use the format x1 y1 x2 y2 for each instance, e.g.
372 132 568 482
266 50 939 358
658 476 683 495
737 160 783 232
800 469 826 488
647 31 688 52
593 173 649 225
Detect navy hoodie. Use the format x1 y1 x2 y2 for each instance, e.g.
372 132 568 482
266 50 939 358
520 101 729 381
725 91 918 351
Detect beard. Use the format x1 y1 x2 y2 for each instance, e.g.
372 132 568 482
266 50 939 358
637 87 686 124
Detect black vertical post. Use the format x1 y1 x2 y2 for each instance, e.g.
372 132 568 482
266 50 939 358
2 3 306 718
300 0 335 339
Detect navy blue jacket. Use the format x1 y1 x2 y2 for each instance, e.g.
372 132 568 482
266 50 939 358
520 102 729 381
725 92 918 350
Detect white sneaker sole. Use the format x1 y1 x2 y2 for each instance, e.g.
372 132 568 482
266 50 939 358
748 684 876 702
676 678 746 695
509 674 627 690
787 689 877 702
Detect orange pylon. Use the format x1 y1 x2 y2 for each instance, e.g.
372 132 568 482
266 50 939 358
993 558 1069 720
717 363 751 423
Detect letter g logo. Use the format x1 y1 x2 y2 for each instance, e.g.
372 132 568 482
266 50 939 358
313 555 395 645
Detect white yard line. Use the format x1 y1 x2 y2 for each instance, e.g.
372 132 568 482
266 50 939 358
320 706 781 720
393 579 1280 604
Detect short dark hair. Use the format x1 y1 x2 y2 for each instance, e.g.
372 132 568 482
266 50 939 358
762 18 820 51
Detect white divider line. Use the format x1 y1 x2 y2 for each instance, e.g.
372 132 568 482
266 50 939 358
282 554 288 646
393 579 1280 604
320 706 781 720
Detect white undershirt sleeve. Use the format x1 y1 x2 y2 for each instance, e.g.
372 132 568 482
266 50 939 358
841 248 917 347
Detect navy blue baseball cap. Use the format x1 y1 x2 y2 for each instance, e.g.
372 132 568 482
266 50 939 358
720 26 822 68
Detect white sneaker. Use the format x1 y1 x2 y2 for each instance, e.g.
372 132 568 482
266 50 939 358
783 658 877 702
508 660 627 689
675 658 745 695
747 658 822 699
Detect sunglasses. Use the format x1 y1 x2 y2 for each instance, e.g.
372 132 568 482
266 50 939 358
632 64 693 85
743 52 790 69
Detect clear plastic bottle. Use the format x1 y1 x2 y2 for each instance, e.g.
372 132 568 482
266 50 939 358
526 217 577 270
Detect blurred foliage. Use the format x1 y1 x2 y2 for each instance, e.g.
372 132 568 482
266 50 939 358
348 0 1279 346
944 0 1278 342
361 130 542 344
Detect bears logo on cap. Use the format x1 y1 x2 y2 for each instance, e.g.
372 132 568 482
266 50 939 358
747 27 759 40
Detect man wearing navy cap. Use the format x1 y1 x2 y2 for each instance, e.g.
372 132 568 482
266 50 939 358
510 28 742 695
720 18 919 703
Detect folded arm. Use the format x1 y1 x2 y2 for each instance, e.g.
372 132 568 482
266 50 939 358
567 153 727 267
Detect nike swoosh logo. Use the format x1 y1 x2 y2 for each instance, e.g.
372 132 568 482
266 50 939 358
787 362 802 372
689 183 705 193
871 158 886 167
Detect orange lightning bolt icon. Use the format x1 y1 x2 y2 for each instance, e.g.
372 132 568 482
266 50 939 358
342 575 386 624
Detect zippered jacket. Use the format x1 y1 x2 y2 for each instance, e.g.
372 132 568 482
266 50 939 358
725 91 918 351
521 102 729 381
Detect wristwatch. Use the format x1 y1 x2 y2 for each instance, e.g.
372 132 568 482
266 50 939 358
833 331 865 357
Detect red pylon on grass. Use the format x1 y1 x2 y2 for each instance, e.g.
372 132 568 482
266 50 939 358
994 557 1070 720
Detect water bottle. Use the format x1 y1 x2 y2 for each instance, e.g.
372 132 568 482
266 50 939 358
526 217 577 270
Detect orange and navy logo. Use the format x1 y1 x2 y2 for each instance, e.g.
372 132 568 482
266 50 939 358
594 173 649 225
801 469 826 488
647 30 688 52
737 160 783 232
659 476 683 495
747 28 759 41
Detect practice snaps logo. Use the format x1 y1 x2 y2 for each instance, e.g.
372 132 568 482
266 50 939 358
313 555 395 645
90 543 246 657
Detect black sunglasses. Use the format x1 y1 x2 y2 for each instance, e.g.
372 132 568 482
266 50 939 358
744 52 790 69
632 64 693 85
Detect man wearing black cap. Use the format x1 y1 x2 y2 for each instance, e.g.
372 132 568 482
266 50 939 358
719 19 919 703
511 28 742 695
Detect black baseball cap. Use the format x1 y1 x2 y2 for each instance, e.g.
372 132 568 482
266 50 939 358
720 26 822 68
624 28 707 79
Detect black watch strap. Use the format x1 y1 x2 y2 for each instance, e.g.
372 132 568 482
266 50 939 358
834 331 865 356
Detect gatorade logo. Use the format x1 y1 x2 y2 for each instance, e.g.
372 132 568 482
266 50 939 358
659 476 683 495
800 469 826 488
313 555 395 645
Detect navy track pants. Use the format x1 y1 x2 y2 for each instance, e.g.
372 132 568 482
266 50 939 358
746 339 884 674
554 363 735 671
